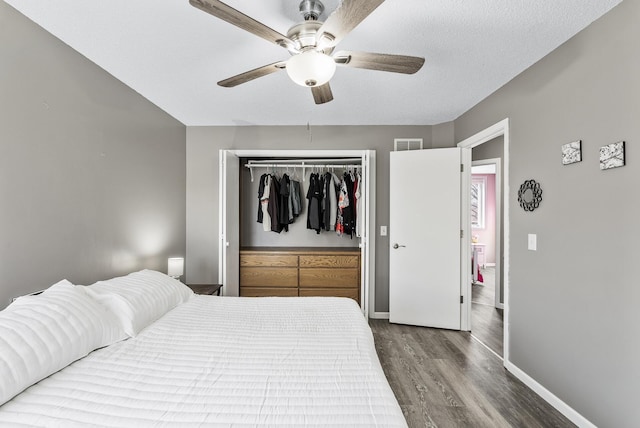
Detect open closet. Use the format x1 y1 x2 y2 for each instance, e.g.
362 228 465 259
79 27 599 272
219 150 376 317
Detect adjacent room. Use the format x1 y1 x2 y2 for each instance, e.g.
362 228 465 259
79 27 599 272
1 0 637 426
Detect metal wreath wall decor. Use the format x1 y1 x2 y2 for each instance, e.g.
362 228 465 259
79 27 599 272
517 179 543 212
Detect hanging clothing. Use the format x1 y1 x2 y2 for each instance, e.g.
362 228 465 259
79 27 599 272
286 175 294 223
319 173 326 230
306 173 323 234
355 171 364 237
268 175 282 233
352 173 358 230
323 172 333 231
261 174 271 232
329 173 339 231
291 180 302 217
342 172 355 238
257 173 267 224
336 177 349 236
279 174 291 232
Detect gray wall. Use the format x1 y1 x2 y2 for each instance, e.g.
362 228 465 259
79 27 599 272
0 3 187 307
186 125 447 312
455 1 638 426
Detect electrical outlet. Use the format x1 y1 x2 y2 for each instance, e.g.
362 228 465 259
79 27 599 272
380 226 388 236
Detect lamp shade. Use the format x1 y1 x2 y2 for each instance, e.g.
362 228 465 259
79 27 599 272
286 50 336 87
167 257 184 278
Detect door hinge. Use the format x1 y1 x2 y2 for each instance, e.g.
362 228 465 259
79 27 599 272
460 230 464 238
460 296 464 304
460 164 464 172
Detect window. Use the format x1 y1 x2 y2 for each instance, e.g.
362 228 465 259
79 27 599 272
471 176 486 229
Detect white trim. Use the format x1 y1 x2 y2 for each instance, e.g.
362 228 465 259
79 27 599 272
458 118 510 363
485 262 496 267
364 151 376 319
458 118 510 148
231 149 366 157
370 311 390 320
218 151 226 294
459 148 472 331
505 361 597 428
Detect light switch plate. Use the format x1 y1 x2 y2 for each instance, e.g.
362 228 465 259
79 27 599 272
528 234 537 251
380 226 388 236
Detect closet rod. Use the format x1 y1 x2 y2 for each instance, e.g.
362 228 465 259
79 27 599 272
244 164 361 169
244 163 361 182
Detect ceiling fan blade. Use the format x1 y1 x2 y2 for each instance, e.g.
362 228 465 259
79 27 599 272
311 83 334 104
316 0 386 48
333 51 425 74
218 61 286 87
189 0 297 51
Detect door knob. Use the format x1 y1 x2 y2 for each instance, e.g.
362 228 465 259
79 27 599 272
393 243 406 249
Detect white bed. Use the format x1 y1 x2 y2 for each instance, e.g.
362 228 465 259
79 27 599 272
0 272 406 427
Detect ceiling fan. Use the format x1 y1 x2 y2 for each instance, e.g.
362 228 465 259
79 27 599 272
189 0 425 104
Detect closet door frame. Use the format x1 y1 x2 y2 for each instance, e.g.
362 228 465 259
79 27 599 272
220 149 376 318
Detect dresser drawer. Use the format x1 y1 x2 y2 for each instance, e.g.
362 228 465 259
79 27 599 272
299 255 359 268
240 267 298 287
240 287 299 297
299 288 359 302
299 268 359 288
240 254 298 267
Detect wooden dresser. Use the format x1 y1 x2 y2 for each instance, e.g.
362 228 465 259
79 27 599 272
240 248 360 304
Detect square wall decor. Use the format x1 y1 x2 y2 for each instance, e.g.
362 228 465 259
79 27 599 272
562 140 582 165
600 141 625 170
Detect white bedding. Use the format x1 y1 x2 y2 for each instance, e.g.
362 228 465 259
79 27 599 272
0 296 406 427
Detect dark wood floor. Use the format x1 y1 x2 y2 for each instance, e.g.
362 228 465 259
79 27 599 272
472 267 496 306
370 319 575 428
471 303 503 357
472 267 504 357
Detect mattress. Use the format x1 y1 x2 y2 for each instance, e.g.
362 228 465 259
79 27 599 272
0 296 406 427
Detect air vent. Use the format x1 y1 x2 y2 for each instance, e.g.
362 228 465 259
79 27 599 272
394 138 424 151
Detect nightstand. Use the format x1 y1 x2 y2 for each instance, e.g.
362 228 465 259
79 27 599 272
186 283 223 296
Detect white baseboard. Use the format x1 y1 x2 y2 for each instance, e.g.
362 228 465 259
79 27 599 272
369 311 390 319
485 263 496 267
504 360 595 428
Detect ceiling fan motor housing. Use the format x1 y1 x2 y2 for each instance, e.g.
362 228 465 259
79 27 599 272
299 0 324 21
287 21 323 51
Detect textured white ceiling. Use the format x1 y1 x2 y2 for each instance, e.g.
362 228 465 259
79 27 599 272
4 0 622 126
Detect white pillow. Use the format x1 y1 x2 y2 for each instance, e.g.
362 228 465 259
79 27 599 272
84 270 193 337
0 280 127 406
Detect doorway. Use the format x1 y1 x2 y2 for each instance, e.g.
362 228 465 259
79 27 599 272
458 118 510 364
470 158 503 357
218 149 376 318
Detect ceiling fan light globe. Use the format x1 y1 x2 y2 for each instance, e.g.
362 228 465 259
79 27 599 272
286 50 336 87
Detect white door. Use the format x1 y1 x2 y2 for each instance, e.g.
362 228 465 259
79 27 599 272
389 148 466 329
218 150 239 296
